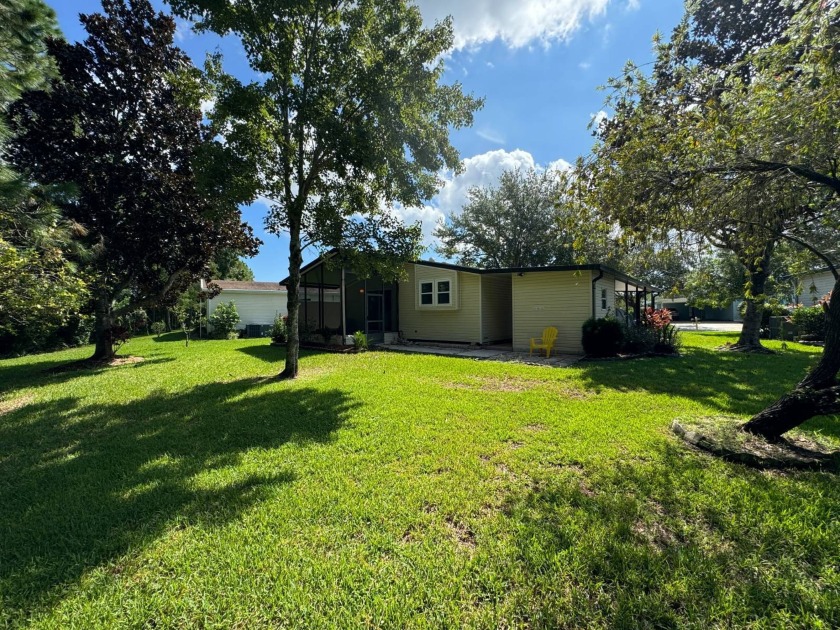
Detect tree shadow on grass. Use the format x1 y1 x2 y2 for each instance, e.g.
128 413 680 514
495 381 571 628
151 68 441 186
0 356 176 398
505 443 840 627
576 344 839 431
0 378 357 623
237 343 285 363
237 344 352 364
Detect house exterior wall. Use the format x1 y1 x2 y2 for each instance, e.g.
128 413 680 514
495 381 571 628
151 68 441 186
594 272 616 319
208 291 288 330
398 263 481 343
799 270 835 304
480 274 512 342
512 271 591 354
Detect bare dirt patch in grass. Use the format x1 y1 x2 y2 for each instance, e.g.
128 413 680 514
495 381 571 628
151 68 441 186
47 356 145 373
440 375 590 398
446 516 476 551
672 416 840 470
522 423 546 433
0 393 34 416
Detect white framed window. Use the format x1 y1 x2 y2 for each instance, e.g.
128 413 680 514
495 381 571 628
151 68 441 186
420 281 434 305
418 277 456 307
437 280 450 305
601 288 607 310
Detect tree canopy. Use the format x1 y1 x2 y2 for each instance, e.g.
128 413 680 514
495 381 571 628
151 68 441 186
435 168 573 269
8 0 259 360
582 0 840 438
171 0 482 377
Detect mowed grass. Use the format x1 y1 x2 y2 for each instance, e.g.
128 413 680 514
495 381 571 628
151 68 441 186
1 333 838 629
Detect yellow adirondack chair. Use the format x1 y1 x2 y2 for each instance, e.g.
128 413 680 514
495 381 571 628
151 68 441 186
529 326 558 358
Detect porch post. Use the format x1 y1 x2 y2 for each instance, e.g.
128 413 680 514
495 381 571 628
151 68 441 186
340 268 346 341
624 280 629 325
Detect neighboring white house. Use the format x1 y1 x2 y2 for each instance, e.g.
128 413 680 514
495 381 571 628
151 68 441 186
202 280 288 333
795 268 835 305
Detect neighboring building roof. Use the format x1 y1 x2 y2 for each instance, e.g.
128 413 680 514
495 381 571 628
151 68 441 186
208 280 286 292
281 250 659 292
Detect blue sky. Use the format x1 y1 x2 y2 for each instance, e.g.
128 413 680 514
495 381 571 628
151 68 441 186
48 0 684 280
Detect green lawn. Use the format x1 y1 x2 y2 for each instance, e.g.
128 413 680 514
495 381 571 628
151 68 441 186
1 333 838 628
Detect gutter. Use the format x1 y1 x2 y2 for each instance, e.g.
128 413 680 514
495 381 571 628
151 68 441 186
591 268 604 319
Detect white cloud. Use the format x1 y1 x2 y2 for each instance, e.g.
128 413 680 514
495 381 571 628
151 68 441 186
416 0 611 50
476 128 506 145
174 18 194 42
626 0 641 11
578 61 592 70
590 110 608 128
547 158 573 172
601 22 613 46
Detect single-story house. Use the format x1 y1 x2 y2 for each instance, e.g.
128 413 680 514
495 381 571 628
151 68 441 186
202 280 288 335
655 297 743 322
283 252 657 354
794 268 835 305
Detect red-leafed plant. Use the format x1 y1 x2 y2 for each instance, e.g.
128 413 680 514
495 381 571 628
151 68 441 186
642 307 679 353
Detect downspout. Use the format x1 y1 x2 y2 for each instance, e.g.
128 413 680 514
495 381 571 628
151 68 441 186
591 268 604 319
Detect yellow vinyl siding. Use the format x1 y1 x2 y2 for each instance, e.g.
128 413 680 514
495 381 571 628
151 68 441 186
594 272 615 319
481 274 512 342
398 263 481 343
512 271 591 354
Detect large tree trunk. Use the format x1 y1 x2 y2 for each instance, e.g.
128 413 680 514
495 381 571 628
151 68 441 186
90 294 116 362
729 244 774 352
279 214 303 379
742 275 839 440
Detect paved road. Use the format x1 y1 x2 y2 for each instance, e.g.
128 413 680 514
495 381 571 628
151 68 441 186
672 321 743 332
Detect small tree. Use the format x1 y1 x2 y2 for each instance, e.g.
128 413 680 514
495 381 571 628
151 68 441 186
209 301 240 339
171 0 482 378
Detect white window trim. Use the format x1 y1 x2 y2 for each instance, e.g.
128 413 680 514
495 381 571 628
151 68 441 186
417 277 457 308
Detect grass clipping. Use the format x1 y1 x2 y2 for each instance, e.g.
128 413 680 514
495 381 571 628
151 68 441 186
672 416 839 471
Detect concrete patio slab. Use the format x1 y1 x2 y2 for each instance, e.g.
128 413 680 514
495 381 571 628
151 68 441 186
377 343 581 367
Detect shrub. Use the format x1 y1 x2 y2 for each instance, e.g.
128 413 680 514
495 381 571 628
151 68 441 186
352 330 368 351
318 326 341 344
151 321 166 338
641 307 680 354
789 304 826 340
582 317 624 357
209 301 240 339
621 323 657 354
271 315 287 344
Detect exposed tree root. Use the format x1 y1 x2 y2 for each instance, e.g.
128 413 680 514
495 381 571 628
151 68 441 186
715 342 775 354
741 385 840 441
275 368 298 381
672 418 839 470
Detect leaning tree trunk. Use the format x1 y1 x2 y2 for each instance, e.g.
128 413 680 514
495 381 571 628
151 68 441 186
90 294 116 362
279 214 303 380
742 275 840 440
730 245 774 352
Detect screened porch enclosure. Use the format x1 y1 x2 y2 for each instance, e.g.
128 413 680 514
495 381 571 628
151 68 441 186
299 262 398 343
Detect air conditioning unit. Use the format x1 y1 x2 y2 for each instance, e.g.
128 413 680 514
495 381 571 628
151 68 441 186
245 324 262 338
